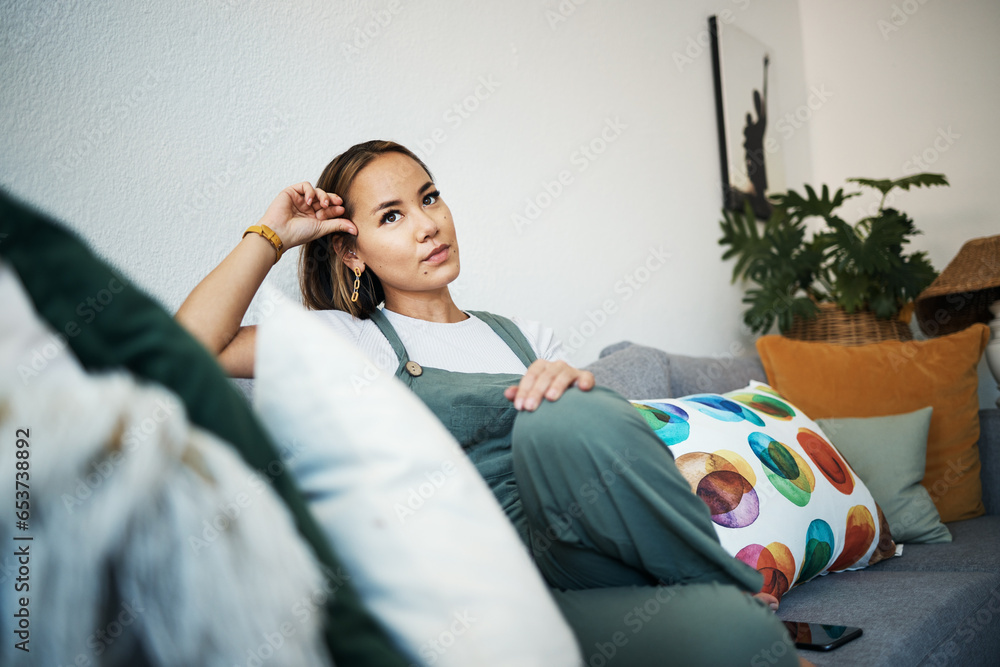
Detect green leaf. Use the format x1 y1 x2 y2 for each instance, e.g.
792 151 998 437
848 178 894 196
869 291 897 319
719 201 770 282
847 173 949 195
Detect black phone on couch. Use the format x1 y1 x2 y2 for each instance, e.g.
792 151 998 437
782 621 863 651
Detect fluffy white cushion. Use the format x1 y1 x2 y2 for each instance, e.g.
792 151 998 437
253 288 582 667
0 262 330 666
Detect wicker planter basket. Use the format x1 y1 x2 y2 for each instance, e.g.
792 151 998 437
783 302 913 345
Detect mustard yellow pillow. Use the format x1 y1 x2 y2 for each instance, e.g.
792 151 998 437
756 324 989 523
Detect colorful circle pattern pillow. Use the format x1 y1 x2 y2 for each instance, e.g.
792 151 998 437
632 381 896 601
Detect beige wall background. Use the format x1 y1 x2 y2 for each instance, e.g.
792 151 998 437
2 0 997 406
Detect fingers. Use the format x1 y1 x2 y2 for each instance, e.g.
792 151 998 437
321 217 358 237
311 186 344 210
507 362 595 411
301 182 317 206
290 183 346 219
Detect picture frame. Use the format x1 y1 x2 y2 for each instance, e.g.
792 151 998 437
709 16 783 219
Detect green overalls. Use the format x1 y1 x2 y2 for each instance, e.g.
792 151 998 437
369 309 798 666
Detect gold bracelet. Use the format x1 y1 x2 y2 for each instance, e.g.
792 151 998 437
243 224 284 263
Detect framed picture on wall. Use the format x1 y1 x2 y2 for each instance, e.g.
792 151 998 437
709 16 784 219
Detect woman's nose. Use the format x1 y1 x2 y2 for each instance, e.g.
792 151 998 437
414 209 439 240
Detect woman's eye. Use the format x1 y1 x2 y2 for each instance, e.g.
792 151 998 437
381 211 401 224
423 191 440 206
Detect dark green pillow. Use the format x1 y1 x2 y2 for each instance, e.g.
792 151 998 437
0 190 407 666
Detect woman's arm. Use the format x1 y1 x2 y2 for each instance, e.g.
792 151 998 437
175 183 355 378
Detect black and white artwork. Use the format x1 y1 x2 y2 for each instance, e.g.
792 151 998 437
709 16 784 219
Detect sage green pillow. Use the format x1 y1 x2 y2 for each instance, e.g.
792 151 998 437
0 190 408 666
817 407 952 544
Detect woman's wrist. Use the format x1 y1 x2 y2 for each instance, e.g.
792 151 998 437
243 222 285 263
241 225 284 265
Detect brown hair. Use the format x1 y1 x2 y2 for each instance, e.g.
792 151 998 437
299 140 434 318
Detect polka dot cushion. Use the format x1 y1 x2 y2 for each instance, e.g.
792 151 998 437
631 381 897 601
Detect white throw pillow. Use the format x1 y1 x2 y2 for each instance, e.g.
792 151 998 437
254 288 582 667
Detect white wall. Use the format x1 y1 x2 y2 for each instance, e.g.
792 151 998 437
2 0 996 405
798 0 1000 407
0 0 810 364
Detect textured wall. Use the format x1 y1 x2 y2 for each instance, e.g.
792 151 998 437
3 0 996 408
0 0 811 366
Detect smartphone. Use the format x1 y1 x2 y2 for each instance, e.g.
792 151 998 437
782 621 863 651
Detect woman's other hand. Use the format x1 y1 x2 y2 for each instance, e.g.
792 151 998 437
504 360 595 411
260 182 357 248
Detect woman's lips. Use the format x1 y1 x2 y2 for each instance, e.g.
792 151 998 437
423 245 450 264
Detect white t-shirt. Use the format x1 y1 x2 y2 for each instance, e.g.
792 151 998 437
310 308 564 375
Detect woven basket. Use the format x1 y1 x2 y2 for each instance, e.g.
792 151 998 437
914 235 1000 336
784 302 913 345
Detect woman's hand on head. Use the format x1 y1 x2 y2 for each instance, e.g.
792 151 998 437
259 182 357 249
504 360 595 411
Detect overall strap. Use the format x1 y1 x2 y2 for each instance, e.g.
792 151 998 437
367 308 410 377
467 311 538 368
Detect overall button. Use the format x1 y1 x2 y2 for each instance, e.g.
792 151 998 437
405 361 423 377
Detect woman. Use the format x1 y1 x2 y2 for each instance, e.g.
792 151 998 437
176 140 807 666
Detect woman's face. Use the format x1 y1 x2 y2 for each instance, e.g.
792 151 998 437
346 152 460 306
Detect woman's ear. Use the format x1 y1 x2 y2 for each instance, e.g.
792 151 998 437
331 235 363 272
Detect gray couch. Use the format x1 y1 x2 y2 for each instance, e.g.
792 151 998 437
586 341 1000 667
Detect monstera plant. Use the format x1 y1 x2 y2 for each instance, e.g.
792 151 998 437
719 173 947 335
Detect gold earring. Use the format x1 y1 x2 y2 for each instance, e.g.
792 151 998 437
351 266 362 303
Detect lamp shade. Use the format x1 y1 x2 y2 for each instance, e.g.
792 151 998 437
915 235 1000 337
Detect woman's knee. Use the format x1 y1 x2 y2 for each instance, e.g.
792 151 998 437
512 385 646 455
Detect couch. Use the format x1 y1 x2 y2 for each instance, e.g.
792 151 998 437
585 341 1000 667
